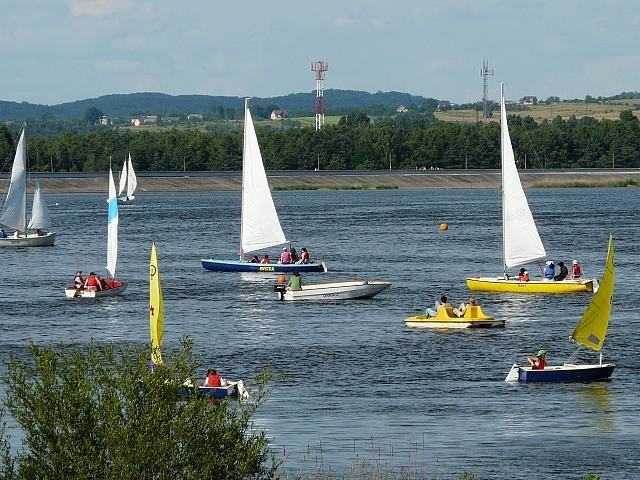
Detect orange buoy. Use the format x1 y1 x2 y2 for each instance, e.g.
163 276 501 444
277 275 287 284
439 223 449 231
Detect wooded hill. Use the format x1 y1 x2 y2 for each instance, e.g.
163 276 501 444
0 90 432 121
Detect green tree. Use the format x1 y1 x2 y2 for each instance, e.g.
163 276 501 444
338 111 371 128
1 341 275 480
83 107 104 124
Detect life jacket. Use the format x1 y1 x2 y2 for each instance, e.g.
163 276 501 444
544 266 555 278
85 276 99 288
205 373 222 387
301 251 310 263
573 265 582 277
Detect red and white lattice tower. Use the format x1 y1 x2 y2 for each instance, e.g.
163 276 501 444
310 60 328 131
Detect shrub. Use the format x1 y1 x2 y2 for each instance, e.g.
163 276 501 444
0 340 275 480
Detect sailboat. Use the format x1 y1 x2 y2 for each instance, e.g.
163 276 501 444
466 84 594 293
505 234 615 383
118 153 137 201
151 242 246 398
201 98 327 273
150 242 164 367
64 167 127 298
0 127 56 247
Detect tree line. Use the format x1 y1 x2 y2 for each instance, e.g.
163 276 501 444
1 110 639 173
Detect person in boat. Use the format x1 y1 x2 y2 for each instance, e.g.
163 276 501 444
290 247 299 263
97 275 111 290
426 295 450 317
543 261 555 280
203 368 225 387
261 254 271 264
517 268 530 282
527 349 547 370
454 297 477 317
554 261 569 281
0 229 6 238
296 247 310 264
13 231 23 238
571 259 582 279
280 247 291 264
84 272 102 290
250 255 260 263
73 271 85 289
36 228 45 236
287 271 302 291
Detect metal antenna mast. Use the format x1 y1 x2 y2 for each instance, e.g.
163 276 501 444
480 60 494 119
310 60 328 131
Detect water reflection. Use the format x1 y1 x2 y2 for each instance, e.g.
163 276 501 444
576 383 614 432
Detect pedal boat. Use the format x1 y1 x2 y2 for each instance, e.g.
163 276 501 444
404 304 504 329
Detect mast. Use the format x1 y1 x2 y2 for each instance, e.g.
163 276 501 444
239 97 250 261
501 83 506 277
23 125 28 235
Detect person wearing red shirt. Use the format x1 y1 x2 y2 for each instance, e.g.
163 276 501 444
572 260 582 279
527 349 547 370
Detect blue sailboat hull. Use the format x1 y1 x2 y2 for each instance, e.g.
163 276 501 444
201 259 327 273
515 364 615 383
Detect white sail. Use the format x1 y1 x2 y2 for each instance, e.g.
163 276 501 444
27 178 51 229
240 99 287 254
118 157 127 197
106 168 119 278
126 153 137 200
0 129 27 232
501 84 546 269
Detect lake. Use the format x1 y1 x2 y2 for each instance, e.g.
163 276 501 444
1 187 639 479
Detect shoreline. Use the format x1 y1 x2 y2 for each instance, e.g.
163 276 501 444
2 170 640 194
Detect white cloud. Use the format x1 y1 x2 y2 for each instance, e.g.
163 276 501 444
67 0 131 18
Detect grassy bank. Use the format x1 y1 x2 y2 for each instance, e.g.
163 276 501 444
273 184 399 191
532 178 640 188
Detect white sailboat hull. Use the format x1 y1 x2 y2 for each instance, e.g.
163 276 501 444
276 280 390 301
0 232 56 247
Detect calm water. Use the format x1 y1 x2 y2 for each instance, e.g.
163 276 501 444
1 188 639 479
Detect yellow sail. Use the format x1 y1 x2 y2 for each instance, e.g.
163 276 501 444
149 242 164 365
571 235 614 351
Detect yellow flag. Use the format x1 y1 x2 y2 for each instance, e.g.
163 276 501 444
149 242 164 365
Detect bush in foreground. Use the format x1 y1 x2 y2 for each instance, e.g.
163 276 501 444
0 340 275 480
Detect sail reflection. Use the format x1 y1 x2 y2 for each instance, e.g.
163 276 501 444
577 383 614 432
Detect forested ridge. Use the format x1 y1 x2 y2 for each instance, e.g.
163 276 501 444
0 90 431 121
1 110 639 173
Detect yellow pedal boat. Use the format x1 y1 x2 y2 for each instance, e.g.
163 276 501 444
404 305 505 329
466 276 594 294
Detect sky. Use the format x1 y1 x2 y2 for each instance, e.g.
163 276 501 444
1 0 639 106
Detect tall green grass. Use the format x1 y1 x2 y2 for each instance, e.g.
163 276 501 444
532 178 640 188
273 185 398 191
